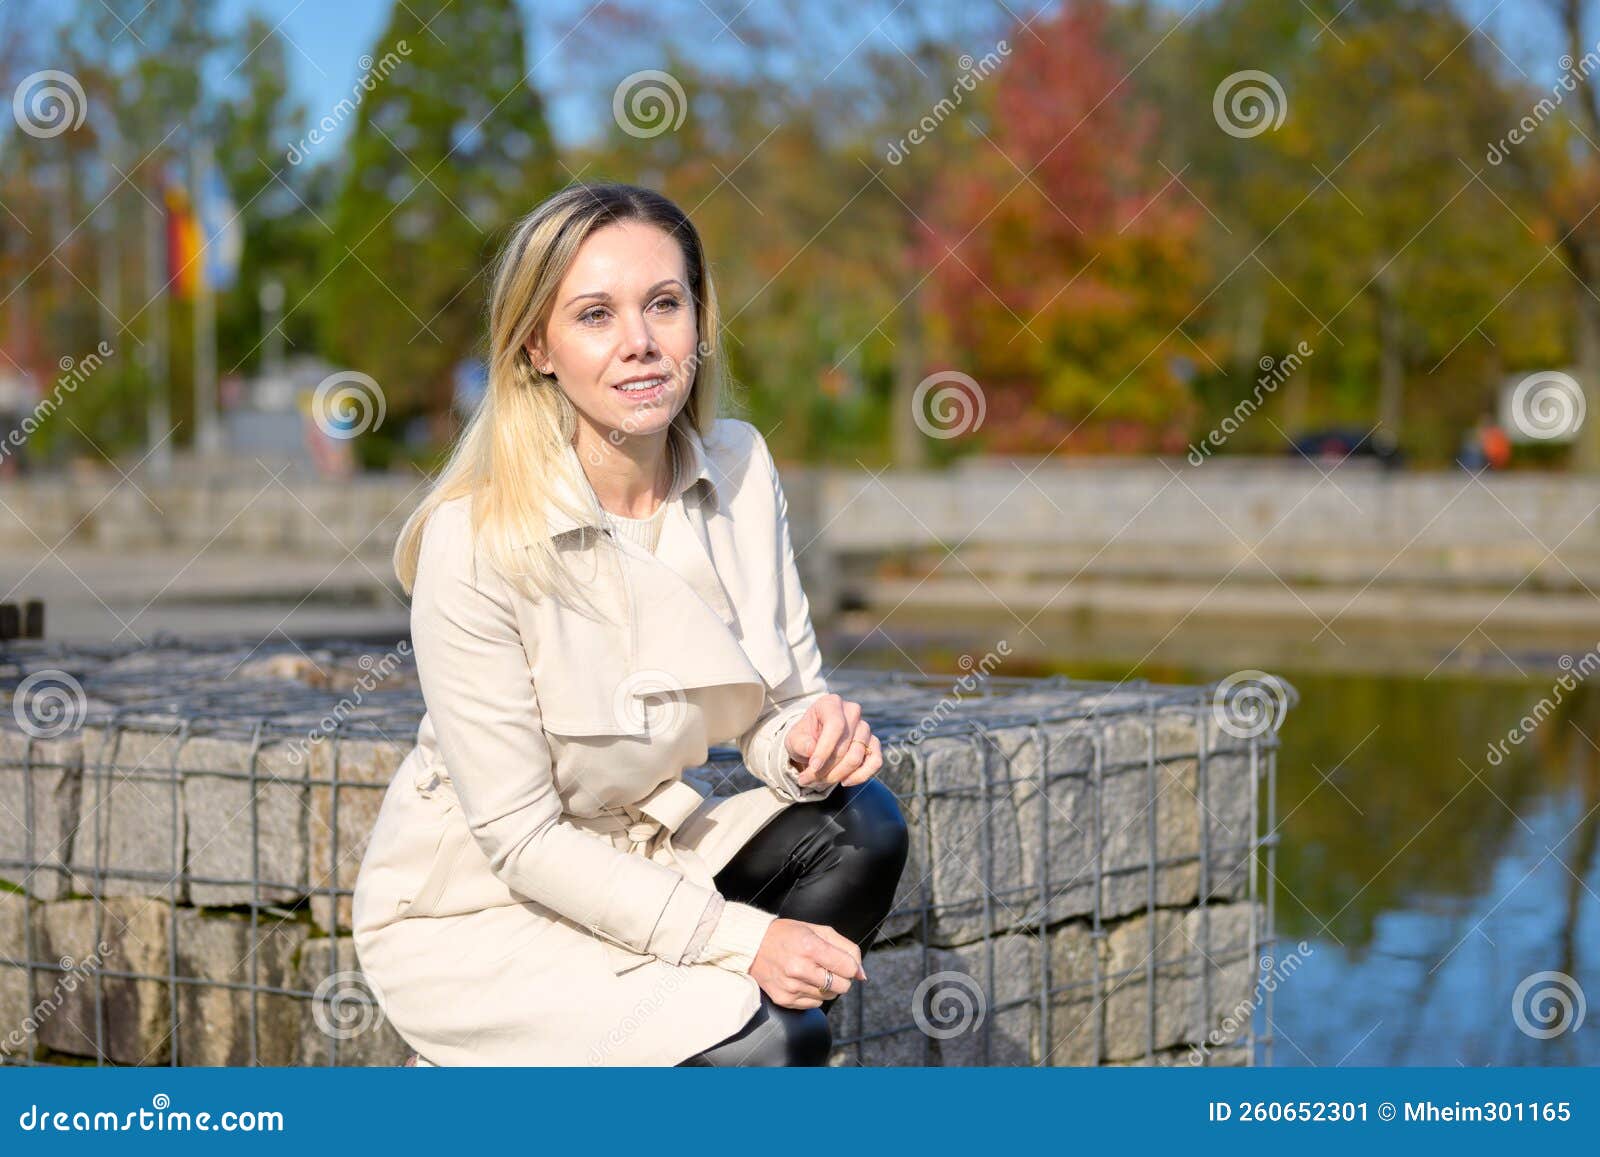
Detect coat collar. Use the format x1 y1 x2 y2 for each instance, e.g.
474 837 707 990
498 419 796 739
538 422 722 540
528 422 738 630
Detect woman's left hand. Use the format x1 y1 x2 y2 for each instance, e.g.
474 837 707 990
783 693 882 789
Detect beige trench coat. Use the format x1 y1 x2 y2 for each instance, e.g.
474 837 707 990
351 417 838 1066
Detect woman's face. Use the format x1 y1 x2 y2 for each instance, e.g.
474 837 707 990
528 219 699 446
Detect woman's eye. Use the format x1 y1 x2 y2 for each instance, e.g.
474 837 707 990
579 308 608 325
652 297 681 312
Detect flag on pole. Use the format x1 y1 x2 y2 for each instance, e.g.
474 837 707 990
163 158 241 299
196 161 242 292
163 183 201 300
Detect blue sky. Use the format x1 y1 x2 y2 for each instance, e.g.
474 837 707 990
210 0 596 150
191 0 1563 162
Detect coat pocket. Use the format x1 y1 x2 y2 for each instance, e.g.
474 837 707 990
397 813 470 919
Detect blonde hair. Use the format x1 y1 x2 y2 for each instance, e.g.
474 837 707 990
392 182 731 612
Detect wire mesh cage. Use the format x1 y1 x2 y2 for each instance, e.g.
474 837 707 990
0 634 1293 1067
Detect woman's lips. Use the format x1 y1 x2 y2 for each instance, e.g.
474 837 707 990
613 376 668 402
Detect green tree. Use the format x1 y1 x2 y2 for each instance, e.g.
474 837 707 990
317 0 561 425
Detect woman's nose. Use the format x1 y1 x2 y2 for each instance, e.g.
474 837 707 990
617 310 658 358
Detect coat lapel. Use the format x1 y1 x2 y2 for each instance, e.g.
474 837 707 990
511 426 767 739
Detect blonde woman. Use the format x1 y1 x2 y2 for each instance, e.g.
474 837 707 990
352 182 909 1067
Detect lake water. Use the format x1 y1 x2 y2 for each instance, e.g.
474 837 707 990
832 611 1600 1066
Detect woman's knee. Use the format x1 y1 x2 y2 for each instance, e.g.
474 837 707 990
826 778 910 872
681 1000 831 1066
783 1005 833 1066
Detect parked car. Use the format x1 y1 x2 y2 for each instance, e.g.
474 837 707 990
1286 426 1403 470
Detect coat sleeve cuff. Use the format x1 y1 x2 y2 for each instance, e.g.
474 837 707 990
754 698 836 804
764 710 832 800
683 892 724 960
693 900 778 974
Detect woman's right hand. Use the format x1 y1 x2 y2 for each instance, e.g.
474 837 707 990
750 917 866 1009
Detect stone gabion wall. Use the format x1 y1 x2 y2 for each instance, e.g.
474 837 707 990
0 638 1292 1067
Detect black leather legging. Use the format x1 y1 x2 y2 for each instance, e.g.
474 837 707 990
676 776 910 1067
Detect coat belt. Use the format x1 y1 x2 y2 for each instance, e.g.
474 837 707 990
412 757 715 893
565 777 716 893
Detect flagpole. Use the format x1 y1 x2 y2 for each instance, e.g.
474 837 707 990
191 134 220 459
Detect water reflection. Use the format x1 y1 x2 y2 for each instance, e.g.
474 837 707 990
1263 669 1599 1066
832 618 1600 1066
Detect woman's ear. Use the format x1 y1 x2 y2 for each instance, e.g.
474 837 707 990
524 341 552 376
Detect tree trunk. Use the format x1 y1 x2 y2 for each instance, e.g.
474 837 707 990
891 209 928 468
1374 263 1404 438
1574 270 1600 471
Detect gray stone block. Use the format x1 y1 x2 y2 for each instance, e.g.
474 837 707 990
69 727 186 901
870 745 925 945
306 737 406 936
1100 901 1262 1063
825 943 934 1067
1102 908 1188 1061
1201 739 1255 905
1045 920 1099 1066
39 896 173 1064
0 889 36 1057
915 735 1027 946
172 908 309 1066
0 730 83 900
296 935 410 1066
183 736 310 909
1009 722 1097 926
934 933 1039 1066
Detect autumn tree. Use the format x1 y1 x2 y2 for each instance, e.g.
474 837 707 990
918 0 1209 456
